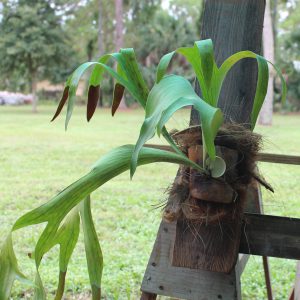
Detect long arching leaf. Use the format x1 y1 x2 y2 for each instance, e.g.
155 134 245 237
52 49 149 128
156 40 217 105
0 235 33 299
1 145 203 298
157 97 223 160
80 196 103 300
250 55 269 128
65 61 133 129
131 75 223 177
219 51 286 129
119 48 149 108
156 51 175 83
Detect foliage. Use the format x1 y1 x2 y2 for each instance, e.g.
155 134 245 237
275 0 300 110
278 26 300 110
0 0 76 93
0 105 299 299
0 40 286 299
126 1 198 62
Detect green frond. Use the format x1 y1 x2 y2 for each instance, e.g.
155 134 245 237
131 75 223 177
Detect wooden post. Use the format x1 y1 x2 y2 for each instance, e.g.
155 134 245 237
191 0 266 126
180 0 266 277
141 0 266 299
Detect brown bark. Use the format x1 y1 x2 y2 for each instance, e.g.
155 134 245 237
31 72 38 113
98 0 104 107
114 0 126 109
259 0 275 125
191 0 266 127
98 0 104 56
186 0 266 274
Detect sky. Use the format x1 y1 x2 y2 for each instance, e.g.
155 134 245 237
161 0 170 10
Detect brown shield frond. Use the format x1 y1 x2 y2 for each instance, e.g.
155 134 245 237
51 86 69 121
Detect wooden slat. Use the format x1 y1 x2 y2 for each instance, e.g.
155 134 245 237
141 221 242 300
257 153 300 165
144 144 300 165
236 254 249 276
140 183 262 299
140 292 156 300
295 262 300 300
240 213 300 259
263 256 273 300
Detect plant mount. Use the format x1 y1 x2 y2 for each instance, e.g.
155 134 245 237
0 39 286 299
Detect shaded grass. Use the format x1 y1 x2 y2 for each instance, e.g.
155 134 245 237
0 105 299 299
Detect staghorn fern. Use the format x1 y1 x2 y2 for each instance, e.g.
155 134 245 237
0 39 286 299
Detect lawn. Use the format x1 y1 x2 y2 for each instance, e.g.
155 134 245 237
0 105 299 299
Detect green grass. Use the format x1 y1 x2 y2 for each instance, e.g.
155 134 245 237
0 105 299 299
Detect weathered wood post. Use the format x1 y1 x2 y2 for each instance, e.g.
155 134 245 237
141 0 266 299
191 0 265 126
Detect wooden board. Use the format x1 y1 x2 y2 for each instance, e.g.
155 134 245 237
141 184 260 299
141 0 267 298
141 220 244 300
145 145 300 166
240 213 300 259
257 153 300 165
170 181 262 273
172 218 244 273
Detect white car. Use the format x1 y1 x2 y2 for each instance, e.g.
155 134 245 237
0 91 32 105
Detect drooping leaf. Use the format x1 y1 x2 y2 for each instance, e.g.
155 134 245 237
51 86 69 122
156 51 175 83
111 59 127 116
156 95 223 162
33 214 77 300
194 39 215 89
156 40 217 105
64 61 136 129
131 75 223 177
119 48 149 108
218 51 287 129
53 49 149 128
267 60 287 104
156 40 287 118
112 83 125 116
87 85 100 121
0 234 33 300
12 145 203 232
33 272 46 300
52 209 80 300
3 207 80 300
80 196 103 300
88 54 117 88
250 55 269 128
0 145 205 295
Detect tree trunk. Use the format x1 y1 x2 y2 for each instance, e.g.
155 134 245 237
31 72 38 113
98 0 104 56
114 0 126 109
115 0 123 52
259 0 274 125
98 0 104 107
191 0 265 127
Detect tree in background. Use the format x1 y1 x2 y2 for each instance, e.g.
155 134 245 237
0 0 75 112
125 0 200 90
276 0 300 111
98 0 104 56
114 0 127 108
259 0 275 125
